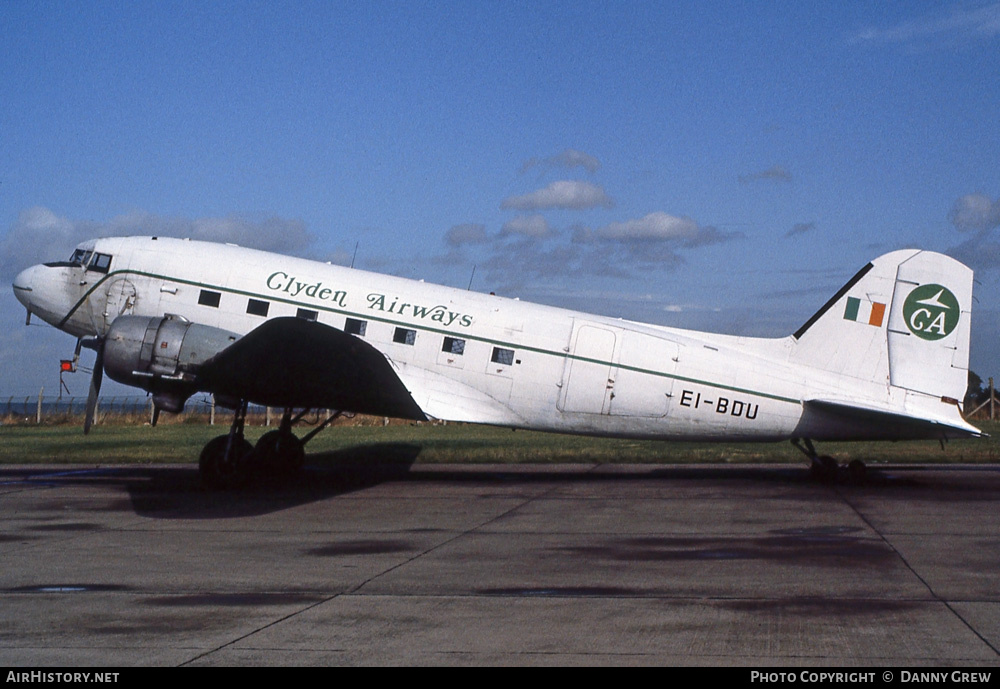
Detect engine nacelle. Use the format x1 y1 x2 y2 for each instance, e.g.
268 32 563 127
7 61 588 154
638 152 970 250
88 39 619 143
103 315 240 412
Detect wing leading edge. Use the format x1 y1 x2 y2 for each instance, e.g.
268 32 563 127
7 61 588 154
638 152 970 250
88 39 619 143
199 317 427 420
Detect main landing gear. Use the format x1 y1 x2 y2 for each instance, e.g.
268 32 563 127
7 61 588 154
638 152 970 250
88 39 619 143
791 438 867 484
199 401 343 489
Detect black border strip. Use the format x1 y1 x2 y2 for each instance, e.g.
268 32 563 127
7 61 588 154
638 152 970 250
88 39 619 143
792 262 874 340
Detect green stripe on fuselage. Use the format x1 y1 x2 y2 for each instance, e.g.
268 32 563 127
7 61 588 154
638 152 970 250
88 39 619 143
60 269 802 408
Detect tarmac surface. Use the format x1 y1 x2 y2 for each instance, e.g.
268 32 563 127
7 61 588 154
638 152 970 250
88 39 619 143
2 459 1000 666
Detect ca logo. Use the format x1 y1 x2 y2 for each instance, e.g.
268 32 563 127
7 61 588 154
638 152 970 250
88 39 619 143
902 284 959 341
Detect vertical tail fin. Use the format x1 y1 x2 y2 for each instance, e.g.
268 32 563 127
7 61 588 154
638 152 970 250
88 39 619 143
791 249 973 405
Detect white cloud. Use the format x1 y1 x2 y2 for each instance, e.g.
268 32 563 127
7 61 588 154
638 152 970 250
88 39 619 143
0 207 315 281
521 149 601 174
435 209 741 291
501 215 552 238
739 165 793 184
850 3 1000 45
588 212 740 267
16 206 77 238
661 303 721 314
596 212 699 241
949 235 1000 272
188 215 314 254
0 207 87 280
501 180 613 211
949 194 1000 232
445 223 488 246
786 222 816 238
593 212 739 250
945 194 1000 272
323 248 354 266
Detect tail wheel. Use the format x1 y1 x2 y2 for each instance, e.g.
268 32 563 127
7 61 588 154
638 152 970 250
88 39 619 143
200 435 253 489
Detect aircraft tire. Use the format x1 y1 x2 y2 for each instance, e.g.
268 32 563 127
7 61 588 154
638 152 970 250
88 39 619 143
200 435 253 489
255 430 305 481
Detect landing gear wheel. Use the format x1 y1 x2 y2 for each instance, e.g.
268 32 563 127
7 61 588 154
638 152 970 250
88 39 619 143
847 459 867 485
199 435 252 489
254 430 305 481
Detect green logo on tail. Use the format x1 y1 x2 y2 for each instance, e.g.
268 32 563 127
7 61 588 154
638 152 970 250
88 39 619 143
902 284 959 341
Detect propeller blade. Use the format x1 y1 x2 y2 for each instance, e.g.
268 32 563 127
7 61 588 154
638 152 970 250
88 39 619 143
84 339 105 435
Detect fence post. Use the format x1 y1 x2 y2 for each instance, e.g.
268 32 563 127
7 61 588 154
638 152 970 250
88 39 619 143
990 376 996 421
37 387 43 424
210 395 215 426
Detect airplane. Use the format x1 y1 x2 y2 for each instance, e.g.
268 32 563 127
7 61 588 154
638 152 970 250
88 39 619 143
11 236 983 487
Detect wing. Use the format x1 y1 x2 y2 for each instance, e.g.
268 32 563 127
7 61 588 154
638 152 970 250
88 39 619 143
198 317 427 420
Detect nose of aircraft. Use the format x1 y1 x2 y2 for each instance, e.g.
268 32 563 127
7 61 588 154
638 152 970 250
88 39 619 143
12 264 40 311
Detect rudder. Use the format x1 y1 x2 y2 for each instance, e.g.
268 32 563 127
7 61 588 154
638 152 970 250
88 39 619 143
886 251 972 401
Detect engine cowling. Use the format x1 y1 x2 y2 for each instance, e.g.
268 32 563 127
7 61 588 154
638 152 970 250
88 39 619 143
103 315 240 412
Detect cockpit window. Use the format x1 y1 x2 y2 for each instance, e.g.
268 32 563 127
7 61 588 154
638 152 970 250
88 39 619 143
43 248 113 271
89 253 112 273
70 249 93 266
64 249 112 272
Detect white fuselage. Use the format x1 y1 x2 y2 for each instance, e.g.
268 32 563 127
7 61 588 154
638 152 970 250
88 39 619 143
13 236 978 443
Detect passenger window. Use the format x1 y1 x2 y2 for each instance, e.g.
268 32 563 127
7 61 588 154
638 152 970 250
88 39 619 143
247 299 269 317
296 308 318 322
442 337 465 355
393 327 416 345
198 290 221 308
345 318 367 336
491 347 515 366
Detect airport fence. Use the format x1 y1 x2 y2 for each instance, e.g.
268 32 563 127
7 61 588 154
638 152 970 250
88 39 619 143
0 392 409 428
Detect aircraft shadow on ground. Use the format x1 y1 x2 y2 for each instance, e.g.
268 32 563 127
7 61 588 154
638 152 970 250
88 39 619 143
2 442 423 520
4 447 993 520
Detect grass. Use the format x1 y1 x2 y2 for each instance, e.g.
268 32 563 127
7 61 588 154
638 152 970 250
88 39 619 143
1 419 997 466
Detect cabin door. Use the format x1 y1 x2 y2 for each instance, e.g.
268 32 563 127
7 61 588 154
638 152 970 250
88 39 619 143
608 332 678 417
559 322 617 414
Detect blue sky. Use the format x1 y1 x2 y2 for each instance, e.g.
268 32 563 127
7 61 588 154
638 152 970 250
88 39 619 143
2 1 999 398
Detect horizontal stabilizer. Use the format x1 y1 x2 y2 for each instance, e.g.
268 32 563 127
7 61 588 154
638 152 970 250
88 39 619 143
199 317 427 420
803 399 983 441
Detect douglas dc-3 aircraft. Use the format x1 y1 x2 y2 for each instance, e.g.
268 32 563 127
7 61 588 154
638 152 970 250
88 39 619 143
12 236 982 486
